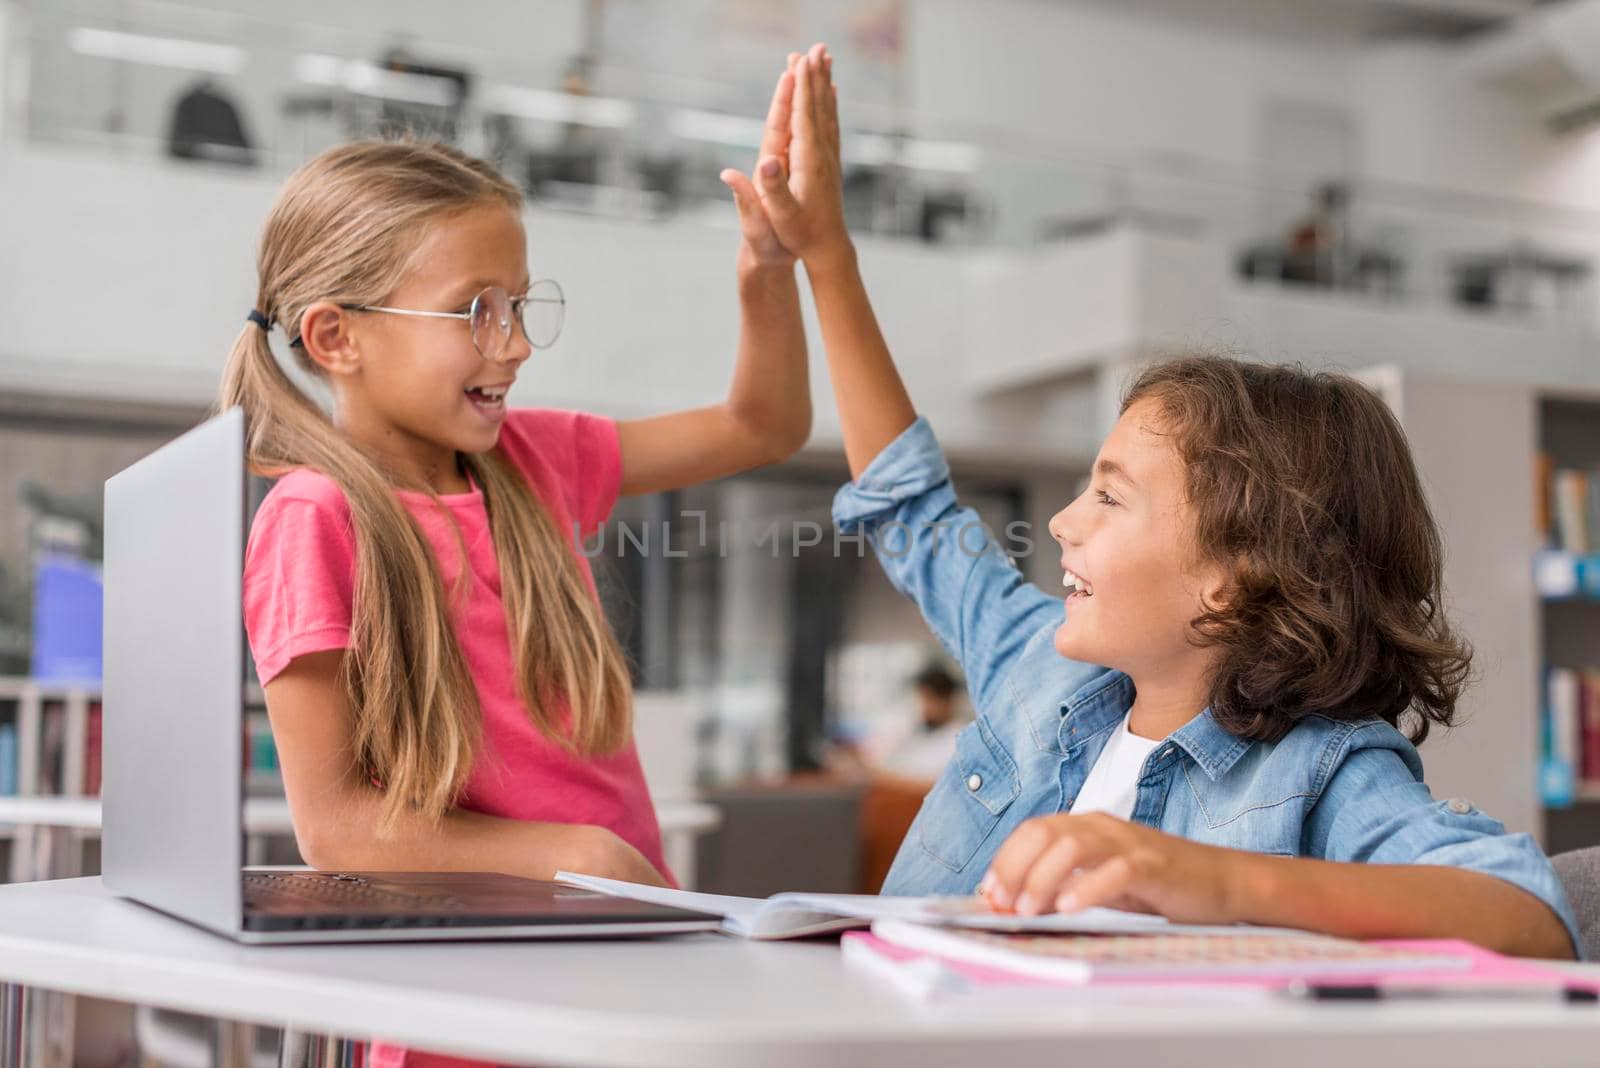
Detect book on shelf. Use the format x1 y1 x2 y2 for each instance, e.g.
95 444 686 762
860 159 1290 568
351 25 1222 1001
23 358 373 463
82 703 102 798
0 722 15 797
1542 666 1600 805
1541 458 1600 556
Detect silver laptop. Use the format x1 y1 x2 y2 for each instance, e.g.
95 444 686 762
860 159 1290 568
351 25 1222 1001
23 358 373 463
102 407 719 943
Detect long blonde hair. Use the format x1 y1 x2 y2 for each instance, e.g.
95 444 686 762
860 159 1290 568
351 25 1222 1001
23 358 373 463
219 140 633 833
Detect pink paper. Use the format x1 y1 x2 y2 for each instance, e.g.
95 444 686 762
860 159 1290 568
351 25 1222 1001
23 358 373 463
842 932 1597 992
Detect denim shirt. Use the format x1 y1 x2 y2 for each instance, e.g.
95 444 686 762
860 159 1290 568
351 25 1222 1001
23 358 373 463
833 417 1582 955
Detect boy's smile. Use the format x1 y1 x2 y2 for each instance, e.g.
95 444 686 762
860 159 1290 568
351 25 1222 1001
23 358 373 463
1049 397 1226 720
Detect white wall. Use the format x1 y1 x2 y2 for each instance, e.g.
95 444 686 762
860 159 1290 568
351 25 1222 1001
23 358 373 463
0 143 1101 466
1362 368 1543 841
906 0 1600 231
906 0 1357 170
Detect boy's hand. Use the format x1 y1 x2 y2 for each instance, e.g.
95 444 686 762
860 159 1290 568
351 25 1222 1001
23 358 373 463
978 812 1248 924
750 44 852 273
720 58 799 269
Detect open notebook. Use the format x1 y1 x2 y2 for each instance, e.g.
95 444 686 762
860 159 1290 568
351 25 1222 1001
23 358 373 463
553 873 1319 941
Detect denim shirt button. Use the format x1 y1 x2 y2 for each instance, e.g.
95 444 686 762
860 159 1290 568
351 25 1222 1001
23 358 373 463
1446 798 1473 815
966 773 983 792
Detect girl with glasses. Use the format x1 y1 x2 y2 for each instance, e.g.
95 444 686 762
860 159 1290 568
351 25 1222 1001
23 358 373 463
219 66 810 1042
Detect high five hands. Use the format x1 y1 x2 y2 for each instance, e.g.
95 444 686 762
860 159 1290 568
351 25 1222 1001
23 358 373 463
719 43 853 274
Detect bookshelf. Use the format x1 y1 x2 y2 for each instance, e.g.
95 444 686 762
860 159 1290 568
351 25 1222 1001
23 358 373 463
0 676 282 883
1536 396 1600 853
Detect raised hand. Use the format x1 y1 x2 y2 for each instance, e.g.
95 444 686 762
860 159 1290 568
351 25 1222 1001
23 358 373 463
719 57 800 267
751 43 852 273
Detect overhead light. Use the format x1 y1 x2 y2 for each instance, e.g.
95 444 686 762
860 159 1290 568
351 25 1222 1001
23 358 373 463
900 139 983 174
293 53 457 108
482 85 635 128
847 132 983 174
667 107 981 174
68 27 246 76
668 108 767 148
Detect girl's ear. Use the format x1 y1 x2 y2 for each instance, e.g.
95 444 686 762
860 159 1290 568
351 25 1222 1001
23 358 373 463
297 301 361 377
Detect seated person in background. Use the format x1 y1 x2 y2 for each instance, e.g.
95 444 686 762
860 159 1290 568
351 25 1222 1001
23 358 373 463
1282 180 1349 285
860 664 967 782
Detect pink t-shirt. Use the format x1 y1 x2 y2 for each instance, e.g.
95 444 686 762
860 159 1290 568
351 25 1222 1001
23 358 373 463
242 408 669 884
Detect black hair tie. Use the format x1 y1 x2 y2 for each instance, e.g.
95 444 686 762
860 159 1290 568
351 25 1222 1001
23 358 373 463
247 309 272 331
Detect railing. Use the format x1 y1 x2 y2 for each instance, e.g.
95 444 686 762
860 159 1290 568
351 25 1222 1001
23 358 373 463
7 0 1600 327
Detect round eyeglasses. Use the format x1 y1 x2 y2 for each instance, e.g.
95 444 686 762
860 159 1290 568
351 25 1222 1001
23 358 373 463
337 279 565 362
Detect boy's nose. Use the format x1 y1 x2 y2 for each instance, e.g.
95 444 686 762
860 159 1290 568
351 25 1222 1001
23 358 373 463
1048 505 1079 546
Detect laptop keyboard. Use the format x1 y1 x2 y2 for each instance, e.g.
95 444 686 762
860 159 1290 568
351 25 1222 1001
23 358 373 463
244 871 468 911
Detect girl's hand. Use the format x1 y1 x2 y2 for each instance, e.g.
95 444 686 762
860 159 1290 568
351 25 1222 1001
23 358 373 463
720 58 799 269
750 44 852 273
979 812 1247 924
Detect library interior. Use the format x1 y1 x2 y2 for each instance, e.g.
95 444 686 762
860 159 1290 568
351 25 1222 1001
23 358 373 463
4 0 1600 1066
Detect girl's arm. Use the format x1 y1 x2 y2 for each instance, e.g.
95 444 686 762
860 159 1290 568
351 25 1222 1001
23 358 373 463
615 64 810 497
264 650 666 886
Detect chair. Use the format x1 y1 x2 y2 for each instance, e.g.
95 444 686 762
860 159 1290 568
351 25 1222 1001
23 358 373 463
1551 847 1600 960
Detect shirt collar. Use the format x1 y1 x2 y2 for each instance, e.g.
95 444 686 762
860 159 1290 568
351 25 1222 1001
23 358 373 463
1066 671 1253 781
1169 707 1254 781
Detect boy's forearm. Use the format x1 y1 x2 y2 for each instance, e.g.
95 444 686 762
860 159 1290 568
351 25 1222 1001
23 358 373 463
1233 853 1576 959
725 255 810 461
804 247 917 480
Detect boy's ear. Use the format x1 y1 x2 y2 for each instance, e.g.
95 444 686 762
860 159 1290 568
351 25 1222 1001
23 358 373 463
1196 558 1237 615
297 301 362 377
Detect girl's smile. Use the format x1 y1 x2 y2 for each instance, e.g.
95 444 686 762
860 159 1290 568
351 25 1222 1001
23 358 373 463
464 380 514 424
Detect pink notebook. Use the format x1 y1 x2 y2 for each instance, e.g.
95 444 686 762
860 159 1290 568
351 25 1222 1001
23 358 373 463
842 929 1598 1002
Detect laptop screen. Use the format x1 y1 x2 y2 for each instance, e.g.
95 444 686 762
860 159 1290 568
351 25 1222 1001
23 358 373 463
103 407 246 936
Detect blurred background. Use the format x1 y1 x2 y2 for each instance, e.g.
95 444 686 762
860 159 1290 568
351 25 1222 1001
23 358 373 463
5 0 1600 1031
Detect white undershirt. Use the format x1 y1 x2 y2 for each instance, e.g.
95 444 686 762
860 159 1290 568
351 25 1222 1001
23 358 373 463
1069 714 1164 821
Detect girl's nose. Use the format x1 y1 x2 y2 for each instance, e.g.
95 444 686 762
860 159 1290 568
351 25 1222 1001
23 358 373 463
501 328 533 367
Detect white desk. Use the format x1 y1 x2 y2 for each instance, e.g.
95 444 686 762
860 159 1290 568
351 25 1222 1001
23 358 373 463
1 878 1599 1068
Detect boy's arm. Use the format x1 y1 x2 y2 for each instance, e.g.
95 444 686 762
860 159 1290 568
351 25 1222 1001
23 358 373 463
984 812 1575 959
983 734 1582 959
616 63 810 497
751 45 913 480
751 46 1067 705
1234 854 1575 959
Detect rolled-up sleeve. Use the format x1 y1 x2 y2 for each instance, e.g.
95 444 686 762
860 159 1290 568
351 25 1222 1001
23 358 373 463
1305 725 1582 957
832 417 1061 713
